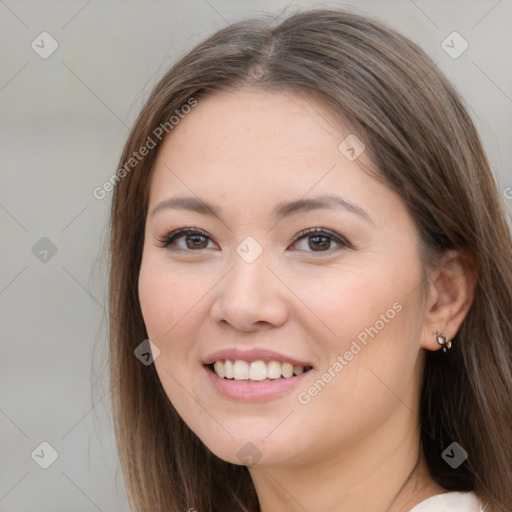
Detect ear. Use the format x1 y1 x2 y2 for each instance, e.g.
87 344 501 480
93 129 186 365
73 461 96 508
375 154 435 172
420 250 477 352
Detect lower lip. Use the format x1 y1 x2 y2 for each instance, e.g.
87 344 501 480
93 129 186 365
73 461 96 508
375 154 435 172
204 365 312 401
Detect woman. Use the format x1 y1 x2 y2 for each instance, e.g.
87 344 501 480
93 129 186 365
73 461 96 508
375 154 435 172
107 7 512 512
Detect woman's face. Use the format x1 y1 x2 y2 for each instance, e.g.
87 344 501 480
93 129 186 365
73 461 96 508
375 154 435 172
138 88 429 468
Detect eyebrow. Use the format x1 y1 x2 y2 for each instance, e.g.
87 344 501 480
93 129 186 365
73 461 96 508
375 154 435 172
151 194 373 224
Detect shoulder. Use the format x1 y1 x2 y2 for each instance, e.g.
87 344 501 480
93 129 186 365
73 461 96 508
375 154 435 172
408 491 485 512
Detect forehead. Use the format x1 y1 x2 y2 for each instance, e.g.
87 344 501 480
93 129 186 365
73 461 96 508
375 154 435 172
149 88 373 198
186 87 340 133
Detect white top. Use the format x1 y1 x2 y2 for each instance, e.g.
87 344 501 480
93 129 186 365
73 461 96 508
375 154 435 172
409 491 485 511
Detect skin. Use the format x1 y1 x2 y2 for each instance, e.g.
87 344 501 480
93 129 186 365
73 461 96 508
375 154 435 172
138 88 475 512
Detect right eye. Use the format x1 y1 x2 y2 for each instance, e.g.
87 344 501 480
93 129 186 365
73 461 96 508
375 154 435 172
157 227 216 251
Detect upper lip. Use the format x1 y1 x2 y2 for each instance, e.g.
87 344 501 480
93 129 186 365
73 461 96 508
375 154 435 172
203 348 313 368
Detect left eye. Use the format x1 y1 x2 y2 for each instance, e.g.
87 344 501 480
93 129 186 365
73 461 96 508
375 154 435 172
291 228 349 252
158 227 351 253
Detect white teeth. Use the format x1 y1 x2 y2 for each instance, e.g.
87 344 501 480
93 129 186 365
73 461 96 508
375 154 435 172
211 359 309 381
233 360 249 380
214 360 225 378
249 360 267 381
224 360 234 379
281 362 293 378
293 365 304 376
267 360 282 379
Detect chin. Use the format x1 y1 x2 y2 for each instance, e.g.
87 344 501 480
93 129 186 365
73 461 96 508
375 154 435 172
192 426 302 467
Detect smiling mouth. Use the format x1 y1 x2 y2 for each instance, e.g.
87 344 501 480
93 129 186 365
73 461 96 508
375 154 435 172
207 359 313 382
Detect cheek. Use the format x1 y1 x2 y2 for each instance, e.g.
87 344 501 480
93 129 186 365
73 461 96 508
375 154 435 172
291 254 423 412
138 258 207 424
139 257 204 402
138 257 198 340
289 259 409 352
137 257 203 401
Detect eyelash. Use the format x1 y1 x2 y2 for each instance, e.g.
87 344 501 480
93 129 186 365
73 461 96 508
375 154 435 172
157 227 352 254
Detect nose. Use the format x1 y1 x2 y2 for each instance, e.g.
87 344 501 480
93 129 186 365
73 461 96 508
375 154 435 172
209 248 289 332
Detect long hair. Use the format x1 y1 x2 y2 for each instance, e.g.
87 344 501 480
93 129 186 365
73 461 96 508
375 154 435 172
107 8 512 511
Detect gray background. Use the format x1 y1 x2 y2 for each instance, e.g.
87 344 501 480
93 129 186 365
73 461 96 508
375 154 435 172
1 0 511 510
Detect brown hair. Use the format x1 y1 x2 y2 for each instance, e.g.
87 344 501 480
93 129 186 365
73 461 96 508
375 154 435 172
107 7 512 511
